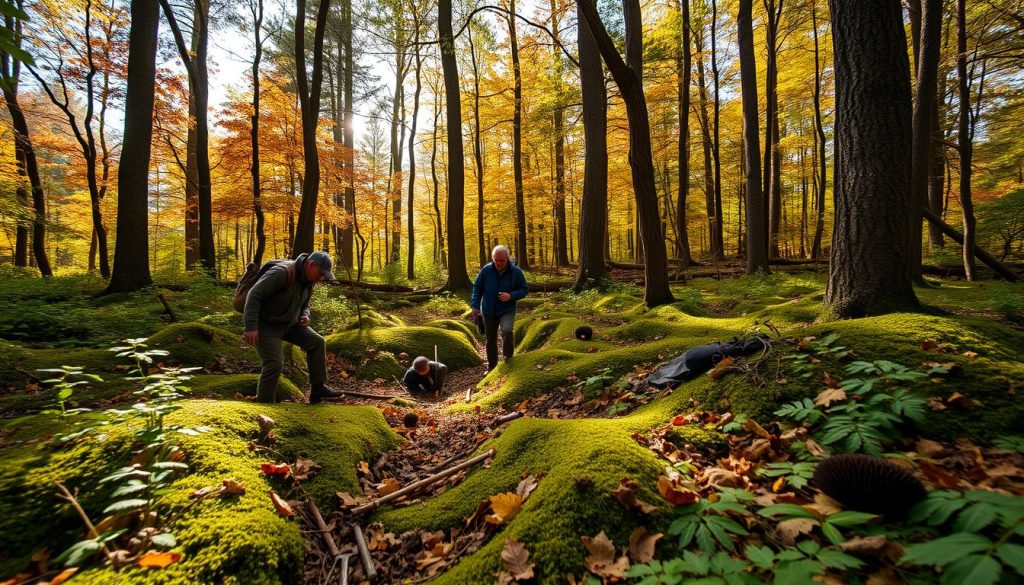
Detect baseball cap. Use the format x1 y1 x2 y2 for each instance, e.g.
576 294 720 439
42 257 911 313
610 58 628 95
308 251 337 282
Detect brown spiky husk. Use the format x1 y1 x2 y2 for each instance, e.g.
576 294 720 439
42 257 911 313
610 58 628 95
812 453 926 517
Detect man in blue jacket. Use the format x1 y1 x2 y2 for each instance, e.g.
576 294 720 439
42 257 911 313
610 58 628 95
470 245 529 372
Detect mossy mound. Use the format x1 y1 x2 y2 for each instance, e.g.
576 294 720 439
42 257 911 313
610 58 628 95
0 400 400 583
376 417 665 583
423 319 479 346
0 340 118 389
358 352 403 380
665 424 728 454
343 310 405 330
188 374 304 402
326 325 481 376
147 323 258 369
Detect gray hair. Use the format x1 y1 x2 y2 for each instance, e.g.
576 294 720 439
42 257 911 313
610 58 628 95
491 245 510 259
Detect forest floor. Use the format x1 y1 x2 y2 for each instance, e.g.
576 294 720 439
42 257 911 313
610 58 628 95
1 266 1023 585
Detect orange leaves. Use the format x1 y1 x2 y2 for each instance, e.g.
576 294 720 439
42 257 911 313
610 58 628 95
581 531 631 579
709 357 735 380
259 462 291 477
656 474 700 506
485 492 523 525
268 490 295 517
136 551 182 568
376 478 401 496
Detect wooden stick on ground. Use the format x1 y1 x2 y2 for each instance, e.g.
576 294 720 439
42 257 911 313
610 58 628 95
352 524 377 580
307 498 340 558
490 411 524 428
351 448 497 515
339 389 399 400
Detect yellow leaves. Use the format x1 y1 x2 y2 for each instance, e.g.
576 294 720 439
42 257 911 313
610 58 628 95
581 531 631 579
485 492 522 525
136 551 182 568
377 478 400 496
356 460 371 477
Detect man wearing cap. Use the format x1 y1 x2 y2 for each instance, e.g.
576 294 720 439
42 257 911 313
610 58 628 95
242 251 344 404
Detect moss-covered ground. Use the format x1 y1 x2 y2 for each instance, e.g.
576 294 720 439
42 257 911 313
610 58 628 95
1 270 1022 583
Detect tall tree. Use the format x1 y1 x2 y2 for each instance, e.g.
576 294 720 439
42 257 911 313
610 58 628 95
439 0 470 289
738 0 769 273
160 0 215 274
824 0 919 317
340 0 355 269
577 0 674 307
550 0 569 267
693 23 716 259
1 1 50 276
956 0 975 280
709 0 724 260
406 3 422 280
573 0 608 289
676 0 694 265
247 0 267 264
107 0 158 292
763 0 784 258
468 24 486 267
910 0 942 281
508 0 529 269
291 0 331 256
809 0 827 260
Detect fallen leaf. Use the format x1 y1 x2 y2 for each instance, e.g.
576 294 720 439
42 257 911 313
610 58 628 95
840 535 903 563
368 529 401 551
709 357 735 380
136 551 182 568
357 460 371 477
703 467 744 489
777 518 817 546
927 396 947 411
485 492 523 525
377 478 400 496
499 539 535 582
628 528 662 563
914 438 946 458
742 419 772 439
50 568 77 585
822 371 841 388
260 462 291 477
805 493 843 517
336 491 367 509
946 392 972 409
516 475 539 502
814 387 847 407
581 531 630 578
612 477 658 514
221 479 246 496
918 461 963 489
921 339 939 351
962 350 978 360
269 490 294 517
292 457 322 481
656 475 700 506
866 567 904 585
805 438 826 457
772 476 786 493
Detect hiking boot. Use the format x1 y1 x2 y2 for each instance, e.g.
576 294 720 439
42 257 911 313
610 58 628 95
309 385 344 404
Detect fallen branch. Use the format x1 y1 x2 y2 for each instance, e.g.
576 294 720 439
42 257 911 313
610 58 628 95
338 389 400 401
307 498 340 558
351 448 497 515
156 293 179 322
490 411 524 428
923 207 1020 282
352 524 377 580
54 481 116 564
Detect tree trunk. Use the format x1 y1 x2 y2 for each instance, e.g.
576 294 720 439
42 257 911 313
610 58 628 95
694 27 716 261
509 0 529 270
407 7 422 280
710 0 724 260
291 0 331 256
676 0 694 265
341 0 355 270
389 30 406 265
956 0 975 280
577 0 673 307
824 0 919 317
738 0 769 274
439 0 470 289
469 25 487 267
763 0 784 258
910 0 942 281
250 0 266 264
107 0 158 292
810 0 827 260
430 77 446 268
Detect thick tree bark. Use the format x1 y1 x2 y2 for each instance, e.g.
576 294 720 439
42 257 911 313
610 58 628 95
956 0 976 280
107 0 158 292
738 0 769 274
407 7 422 280
910 0 942 281
824 0 919 317
763 0 784 258
810 0 827 260
250 0 266 265
469 25 486 267
291 0 331 256
430 78 446 268
573 0 608 289
341 0 355 270
551 0 569 268
694 27 715 259
439 0 471 289
710 0 724 260
509 0 529 270
577 0 673 307
676 0 694 265
389 21 407 265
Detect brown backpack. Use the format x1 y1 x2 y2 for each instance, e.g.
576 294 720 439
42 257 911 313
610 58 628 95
232 260 296 313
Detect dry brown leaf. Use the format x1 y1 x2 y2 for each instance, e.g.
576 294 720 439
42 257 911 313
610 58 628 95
368 529 400 551
962 350 978 360
914 438 947 458
377 478 401 496
946 392 972 409
292 457 322 481
612 477 658 514
814 387 847 407
357 460 371 477
918 461 963 489
628 528 663 564
806 493 843 517
485 492 523 525
702 467 744 489
499 539 535 582
927 396 947 411
268 490 294 517
866 567 905 585
741 419 772 439
50 568 77 585
840 536 890 556
709 357 735 380
336 491 367 509
136 551 182 568
656 475 700 506
516 475 539 501
777 518 817 546
582 531 631 579
805 438 827 457
822 371 841 388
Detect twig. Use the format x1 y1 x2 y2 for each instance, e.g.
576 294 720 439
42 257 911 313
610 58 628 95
352 524 377 580
54 481 116 562
351 449 496 515
490 411 524 428
156 293 179 322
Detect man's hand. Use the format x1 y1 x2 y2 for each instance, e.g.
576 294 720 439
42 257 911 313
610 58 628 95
498 292 511 302
242 331 259 345
299 315 311 326
471 308 481 318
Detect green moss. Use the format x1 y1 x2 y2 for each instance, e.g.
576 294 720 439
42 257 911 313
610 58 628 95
326 325 481 375
343 310 405 330
0 400 399 583
147 323 258 369
665 424 728 454
189 374 303 402
358 352 403 380
423 319 479 346
376 418 665 584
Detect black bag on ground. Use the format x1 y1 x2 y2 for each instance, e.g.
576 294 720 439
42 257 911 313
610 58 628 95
647 334 769 389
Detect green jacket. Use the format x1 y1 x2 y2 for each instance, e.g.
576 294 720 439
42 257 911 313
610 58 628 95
243 254 314 332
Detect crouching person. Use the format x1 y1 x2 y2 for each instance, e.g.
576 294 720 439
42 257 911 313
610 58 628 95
241 251 343 404
403 356 448 395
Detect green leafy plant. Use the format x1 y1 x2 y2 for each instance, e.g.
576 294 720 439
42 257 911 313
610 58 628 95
719 413 749 434
759 504 877 545
39 366 103 433
757 462 818 490
627 550 759 585
993 435 1024 454
744 540 863 585
783 333 852 378
668 487 754 553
